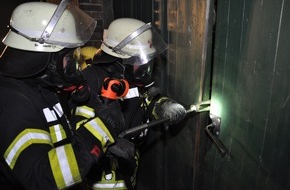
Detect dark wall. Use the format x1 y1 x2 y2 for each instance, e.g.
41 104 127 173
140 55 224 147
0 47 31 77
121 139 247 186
113 0 153 23
204 0 290 190
114 0 290 190
78 0 113 47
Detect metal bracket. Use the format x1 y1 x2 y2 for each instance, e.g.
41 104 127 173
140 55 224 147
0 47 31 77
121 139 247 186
187 100 211 113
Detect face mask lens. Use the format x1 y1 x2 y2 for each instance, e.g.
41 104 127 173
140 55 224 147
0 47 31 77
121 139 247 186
132 60 154 85
63 52 78 78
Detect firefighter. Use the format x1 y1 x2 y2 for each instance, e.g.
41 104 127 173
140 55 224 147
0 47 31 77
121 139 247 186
0 1 120 189
76 18 187 189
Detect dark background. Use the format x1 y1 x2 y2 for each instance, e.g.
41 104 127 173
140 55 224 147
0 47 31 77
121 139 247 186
1 0 290 190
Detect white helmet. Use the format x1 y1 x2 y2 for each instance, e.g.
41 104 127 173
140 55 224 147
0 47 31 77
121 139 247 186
2 0 97 52
101 18 167 65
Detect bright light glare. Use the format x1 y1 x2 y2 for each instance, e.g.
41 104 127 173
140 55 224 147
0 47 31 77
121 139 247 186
41 20 48 26
210 98 222 118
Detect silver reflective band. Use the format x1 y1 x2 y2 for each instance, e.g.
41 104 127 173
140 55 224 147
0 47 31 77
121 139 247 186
43 107 58 122
40 0 70 43
112 23 152 52
53 103 64 118
88 119 110 143
55 146 75 187
43 103 64 122
75 106 95 118
50 124 66 142
124 87 139 99
105 173 113 180
92 181 126 189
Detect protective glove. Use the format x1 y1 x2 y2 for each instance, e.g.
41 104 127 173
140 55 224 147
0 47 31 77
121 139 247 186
94 98 125 136
107 138 136 163
152 97 187 125
107 138 138 180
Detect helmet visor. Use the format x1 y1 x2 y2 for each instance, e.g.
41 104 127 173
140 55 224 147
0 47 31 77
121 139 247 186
45 2 96 48
106 23 168 65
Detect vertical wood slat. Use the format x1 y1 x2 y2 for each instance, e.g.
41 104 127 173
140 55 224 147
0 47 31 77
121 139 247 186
206 0 290 190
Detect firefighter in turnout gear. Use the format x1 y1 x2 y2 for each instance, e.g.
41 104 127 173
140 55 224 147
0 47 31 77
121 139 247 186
76 18 187 189
0 1 121 189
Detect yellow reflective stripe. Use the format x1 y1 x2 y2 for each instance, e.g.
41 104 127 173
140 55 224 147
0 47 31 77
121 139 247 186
144 98 151 106
130 152 139 187
4 129 52 169
156 97 169 104
76 120 86 130
152 97 170 119
49 124 67 144
75 106 95 119
83 117 114 149
48 144 82 189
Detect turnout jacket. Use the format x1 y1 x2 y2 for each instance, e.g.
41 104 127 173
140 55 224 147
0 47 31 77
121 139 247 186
81 63 159 189
0 75 96 190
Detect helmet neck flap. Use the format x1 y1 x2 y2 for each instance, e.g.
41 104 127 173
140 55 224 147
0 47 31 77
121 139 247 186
0 47 50 78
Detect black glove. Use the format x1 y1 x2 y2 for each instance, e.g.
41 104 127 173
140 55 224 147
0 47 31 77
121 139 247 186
94 97 125 136
107 138 138 178
152 97 186 125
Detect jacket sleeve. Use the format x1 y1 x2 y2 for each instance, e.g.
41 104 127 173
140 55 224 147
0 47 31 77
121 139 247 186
0 90 96 190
